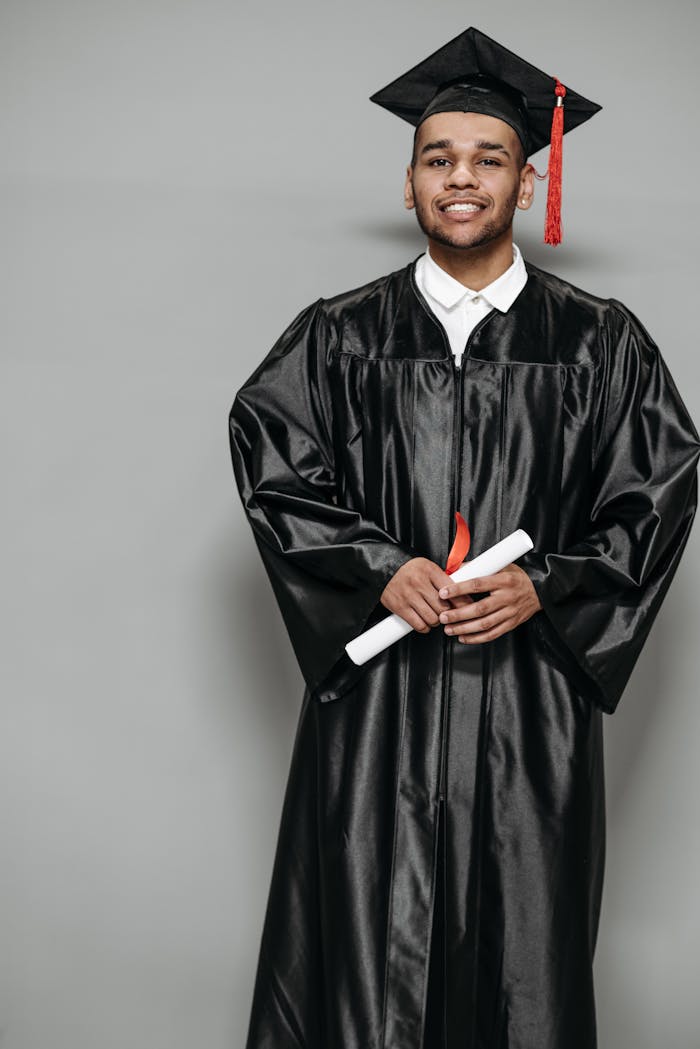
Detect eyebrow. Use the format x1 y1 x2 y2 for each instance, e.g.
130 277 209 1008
419 137 511 158
474 139 511 157
419 138 454 156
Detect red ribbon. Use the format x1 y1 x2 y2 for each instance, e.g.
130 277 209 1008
444 511 471 575
544 78 566 246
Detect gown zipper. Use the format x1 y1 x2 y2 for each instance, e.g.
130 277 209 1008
437 314 494 803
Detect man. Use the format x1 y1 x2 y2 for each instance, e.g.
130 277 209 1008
229 28 700 1049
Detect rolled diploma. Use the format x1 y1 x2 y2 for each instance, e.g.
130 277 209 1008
345 528 533 666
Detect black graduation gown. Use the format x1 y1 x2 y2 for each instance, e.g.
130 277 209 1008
228 258 700 1049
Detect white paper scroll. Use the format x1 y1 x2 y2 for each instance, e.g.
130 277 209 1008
345 529 533 667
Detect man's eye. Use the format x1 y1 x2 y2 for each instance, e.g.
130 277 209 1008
479 158 501 166
429 157 450 166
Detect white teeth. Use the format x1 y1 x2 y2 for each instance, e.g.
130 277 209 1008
444 203 482 212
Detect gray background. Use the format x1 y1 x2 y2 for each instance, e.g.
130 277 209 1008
2 1 699 1047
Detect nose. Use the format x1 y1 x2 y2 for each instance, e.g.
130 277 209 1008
445 160 479 190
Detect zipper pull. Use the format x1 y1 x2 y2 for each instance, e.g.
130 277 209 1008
454 352 462 370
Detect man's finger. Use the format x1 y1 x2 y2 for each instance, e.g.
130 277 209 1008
419 586 453 616
440 595 502 623
410 595 442 630
446 594 475 610
438 570 511 600
457 613 518 644
429 564 455 592
446 607 512 636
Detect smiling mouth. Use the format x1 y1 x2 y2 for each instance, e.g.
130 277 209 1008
441 202 485 213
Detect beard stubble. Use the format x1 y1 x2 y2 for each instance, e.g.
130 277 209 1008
412 182 520 251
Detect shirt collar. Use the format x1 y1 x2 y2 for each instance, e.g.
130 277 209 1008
418 243 527 312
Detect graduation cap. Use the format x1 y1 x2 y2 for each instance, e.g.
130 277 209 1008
370 27 602 245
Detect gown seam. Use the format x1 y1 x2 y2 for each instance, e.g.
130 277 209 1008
379 635 413 1048
332 352 594 368
313 704 329 1047
333 351 449 362
498 368 508 551
410 361 417 549
263 947 309 1049
420 796 444 1049
469 357 593 369
469 640 495 1046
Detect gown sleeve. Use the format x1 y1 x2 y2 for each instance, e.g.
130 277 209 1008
228 297 420 703
520 300 700 714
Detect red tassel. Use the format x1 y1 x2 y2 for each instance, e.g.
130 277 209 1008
544 78 566 246
444 511 471 575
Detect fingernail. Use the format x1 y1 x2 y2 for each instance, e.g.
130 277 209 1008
439 588 448 598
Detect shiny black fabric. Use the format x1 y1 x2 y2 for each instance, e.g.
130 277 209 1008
229 258 700 1049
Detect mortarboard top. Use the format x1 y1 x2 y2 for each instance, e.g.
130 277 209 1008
370 27 602 244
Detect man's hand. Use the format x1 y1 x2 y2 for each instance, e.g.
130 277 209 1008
436 563 542 644
380 557 454 634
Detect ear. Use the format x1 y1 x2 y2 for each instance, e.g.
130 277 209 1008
404 165 415 210
516 162 535 210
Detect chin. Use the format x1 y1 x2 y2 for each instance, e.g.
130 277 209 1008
430 225 503 251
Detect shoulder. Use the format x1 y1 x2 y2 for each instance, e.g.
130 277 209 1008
235 262 418 394
262 263 416 353
524 262 657 355
524 261 611 317
316 261 416 336
527 269 663 416
278 261 415 357
321 261 415 312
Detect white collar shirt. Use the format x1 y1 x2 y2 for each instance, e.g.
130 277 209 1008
414 243 528 367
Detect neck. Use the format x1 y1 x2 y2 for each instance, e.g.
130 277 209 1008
427 228 514 290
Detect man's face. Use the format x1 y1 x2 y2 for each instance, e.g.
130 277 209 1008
404 111 533 252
